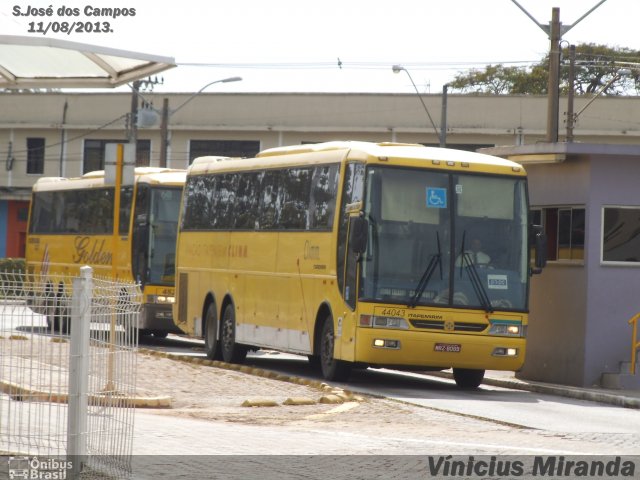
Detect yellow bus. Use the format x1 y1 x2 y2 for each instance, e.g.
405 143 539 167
26 167 186 337
174 141 546 388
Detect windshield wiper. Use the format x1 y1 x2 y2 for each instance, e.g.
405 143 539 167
408 233 442 308
460 251 493 313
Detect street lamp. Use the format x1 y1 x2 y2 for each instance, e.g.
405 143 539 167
392 65 442 145
167 76 242 116
158 76 243 167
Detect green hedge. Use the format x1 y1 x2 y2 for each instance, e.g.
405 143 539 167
0 258 26 273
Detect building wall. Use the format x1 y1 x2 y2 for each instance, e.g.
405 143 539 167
524 264 587 385
518 160 591 386
0 201 7 257
584 156 640 386
6 201 28 258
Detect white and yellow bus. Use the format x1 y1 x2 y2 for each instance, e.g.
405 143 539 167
26 167 186 336
174 141 546 387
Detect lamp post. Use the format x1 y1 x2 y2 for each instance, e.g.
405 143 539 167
392 65 442 145
159 76 242 167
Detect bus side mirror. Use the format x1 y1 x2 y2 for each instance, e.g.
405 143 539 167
531 224 547 275
349 215 368 255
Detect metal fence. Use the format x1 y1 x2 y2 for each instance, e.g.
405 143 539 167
0 266 140 478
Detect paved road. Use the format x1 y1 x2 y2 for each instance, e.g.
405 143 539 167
143 334 640 442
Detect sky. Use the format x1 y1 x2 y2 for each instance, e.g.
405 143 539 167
2 0 640 94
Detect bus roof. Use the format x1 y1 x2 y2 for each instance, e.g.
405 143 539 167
32 167 186 192
188 141 526 176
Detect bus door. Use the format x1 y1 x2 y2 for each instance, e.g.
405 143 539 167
337 162 365 310
131 184 150 285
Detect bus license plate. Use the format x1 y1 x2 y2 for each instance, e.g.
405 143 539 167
434 343 461 353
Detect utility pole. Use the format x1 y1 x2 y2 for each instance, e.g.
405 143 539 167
566 45 577 142
440 84 448 147
159 98 169 168
546 8 561 143
129 77 163 167
128 80 140 166
510 0 609 143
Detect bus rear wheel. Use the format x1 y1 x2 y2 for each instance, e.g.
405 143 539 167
204 303 222 360
319 315 351 382
452 368 485 389
220 304 247 364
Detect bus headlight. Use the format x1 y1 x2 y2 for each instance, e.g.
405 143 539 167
492 347 519 357
373 338 401 349
360 315 409 330
148 295 175 304
488 320 524 337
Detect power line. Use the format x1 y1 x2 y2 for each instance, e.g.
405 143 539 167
1 113 128 157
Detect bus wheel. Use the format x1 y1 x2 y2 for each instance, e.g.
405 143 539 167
220 304 247 364
204 303 222 360
319 316 351 382
452 368 485 389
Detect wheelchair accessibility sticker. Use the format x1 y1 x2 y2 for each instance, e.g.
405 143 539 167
426 187 447 208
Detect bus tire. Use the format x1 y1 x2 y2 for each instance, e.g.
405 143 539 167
453 368 485 389
204 303 222 360
220 304 247 364
319 315 351 382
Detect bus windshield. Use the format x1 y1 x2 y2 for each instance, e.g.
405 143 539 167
133 186 182 286
360 165 529 312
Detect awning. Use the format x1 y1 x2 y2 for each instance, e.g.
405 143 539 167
0 35 175 89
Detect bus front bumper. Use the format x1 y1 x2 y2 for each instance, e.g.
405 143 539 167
139 304 183 333
354 328 526 372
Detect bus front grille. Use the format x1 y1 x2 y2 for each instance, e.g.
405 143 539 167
409 320 487 333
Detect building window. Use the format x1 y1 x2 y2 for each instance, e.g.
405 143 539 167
531 206 585 261
602 206 640 264
26 138 45 174
189 140 260 164
83 139 151 174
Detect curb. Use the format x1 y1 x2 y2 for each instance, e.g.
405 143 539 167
427 371 640 410
0 379 172 408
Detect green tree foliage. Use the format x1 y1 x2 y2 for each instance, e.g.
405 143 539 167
449 43 640 95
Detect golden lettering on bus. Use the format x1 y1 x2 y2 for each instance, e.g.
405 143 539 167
304 241 320 260
72 236 113 266
186 244 226 257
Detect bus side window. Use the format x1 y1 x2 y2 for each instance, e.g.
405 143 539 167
234 172 261 230
309 164 340 231
258 170 282 230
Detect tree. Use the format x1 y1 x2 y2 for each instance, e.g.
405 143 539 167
449 43 640 95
